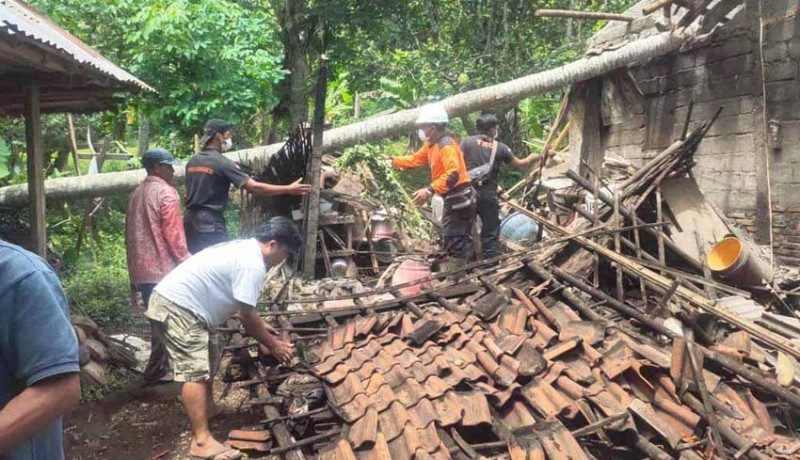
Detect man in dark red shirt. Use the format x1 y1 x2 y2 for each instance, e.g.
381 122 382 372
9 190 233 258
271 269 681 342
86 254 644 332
126 148 190 382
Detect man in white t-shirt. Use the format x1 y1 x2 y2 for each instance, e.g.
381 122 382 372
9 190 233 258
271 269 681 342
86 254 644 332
147 216 299 460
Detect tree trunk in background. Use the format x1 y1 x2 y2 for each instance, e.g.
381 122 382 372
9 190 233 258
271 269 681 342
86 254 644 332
53 149 70 172
112 115 126 145
138 116 150 156
274 0 311 130
485 0 498 55
0 29 694 206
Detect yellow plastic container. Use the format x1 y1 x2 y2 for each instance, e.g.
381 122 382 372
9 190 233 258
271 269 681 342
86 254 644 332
707 237 772 288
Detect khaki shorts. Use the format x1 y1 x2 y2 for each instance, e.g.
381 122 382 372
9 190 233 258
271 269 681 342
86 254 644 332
146 292 220 382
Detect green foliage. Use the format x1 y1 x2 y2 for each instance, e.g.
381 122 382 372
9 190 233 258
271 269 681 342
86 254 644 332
52 204 133 327
30 0 287 152
0 139 11 180
336 143 431 240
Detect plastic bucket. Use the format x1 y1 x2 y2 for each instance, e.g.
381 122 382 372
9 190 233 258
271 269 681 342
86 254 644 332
390 258 431 297
707 237 773 288
499 212 541 243
374 238 397 265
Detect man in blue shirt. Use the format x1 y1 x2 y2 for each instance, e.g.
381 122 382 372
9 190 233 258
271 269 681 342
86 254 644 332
0 240 81 459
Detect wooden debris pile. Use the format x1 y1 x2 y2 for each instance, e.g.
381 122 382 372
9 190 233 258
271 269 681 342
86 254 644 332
218 110 800 459
72 315 137 388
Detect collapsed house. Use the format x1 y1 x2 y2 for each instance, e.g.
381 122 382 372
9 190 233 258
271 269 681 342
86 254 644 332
213 2 800 459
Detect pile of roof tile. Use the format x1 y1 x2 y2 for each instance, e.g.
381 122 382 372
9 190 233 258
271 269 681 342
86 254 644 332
225 112 800 459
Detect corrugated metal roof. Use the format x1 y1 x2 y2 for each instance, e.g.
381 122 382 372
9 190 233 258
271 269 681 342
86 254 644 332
0 0 153 91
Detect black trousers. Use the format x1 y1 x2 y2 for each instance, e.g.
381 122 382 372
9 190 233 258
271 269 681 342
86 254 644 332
476 186 503 259
441 186 477 259
184 209 229 254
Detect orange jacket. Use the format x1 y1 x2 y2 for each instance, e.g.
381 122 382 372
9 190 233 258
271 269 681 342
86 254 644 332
392 135 471 195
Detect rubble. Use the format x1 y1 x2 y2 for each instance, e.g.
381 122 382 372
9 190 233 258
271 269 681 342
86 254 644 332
217 111 800 459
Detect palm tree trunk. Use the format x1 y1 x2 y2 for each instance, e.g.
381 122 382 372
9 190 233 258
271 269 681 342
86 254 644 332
0 29 693 207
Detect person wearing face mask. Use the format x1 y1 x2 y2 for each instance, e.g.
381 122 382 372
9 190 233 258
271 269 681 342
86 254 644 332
461 114 546 259
391 103 477 272
184 119 311 254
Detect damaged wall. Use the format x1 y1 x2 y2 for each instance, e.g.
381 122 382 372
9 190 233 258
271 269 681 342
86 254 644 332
585 0 800 264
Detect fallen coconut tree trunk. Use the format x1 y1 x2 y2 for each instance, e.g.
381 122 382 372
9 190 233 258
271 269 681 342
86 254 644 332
0 27 694 208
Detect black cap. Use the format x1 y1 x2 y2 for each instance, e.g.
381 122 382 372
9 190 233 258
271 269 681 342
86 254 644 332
142 148 181 169
200 118 233 147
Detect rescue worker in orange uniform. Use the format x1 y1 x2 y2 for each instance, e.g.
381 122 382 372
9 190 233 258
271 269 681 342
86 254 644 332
391 103 477 271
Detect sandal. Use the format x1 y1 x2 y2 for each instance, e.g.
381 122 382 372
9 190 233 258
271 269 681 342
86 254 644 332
189 447 242 460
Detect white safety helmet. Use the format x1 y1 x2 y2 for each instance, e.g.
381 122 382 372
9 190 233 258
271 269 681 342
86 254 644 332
415 103 449 125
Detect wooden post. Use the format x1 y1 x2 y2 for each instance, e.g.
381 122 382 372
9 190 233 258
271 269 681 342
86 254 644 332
568 79 604 179
302 55 330 278
25 82 46 257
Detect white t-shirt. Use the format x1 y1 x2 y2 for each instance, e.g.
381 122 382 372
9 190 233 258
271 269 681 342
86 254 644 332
154 238 268 328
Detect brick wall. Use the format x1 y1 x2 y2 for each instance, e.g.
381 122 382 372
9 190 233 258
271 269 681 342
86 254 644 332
593 1 800 265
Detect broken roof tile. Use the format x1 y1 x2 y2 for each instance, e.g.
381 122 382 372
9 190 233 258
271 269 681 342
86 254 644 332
530 319 558 348
508 437 545 460
497 334 527 356
483 335 505 361
350 407 379 450
319 438 357 460
435 323 466 346
472 291 506 320
497 303 529 336
498 399 537 430
619 334 670 368
521 378 572 419
549 302 583 327
458 391 493 427
629 399 692 449
515 341 547 377
431 391 465 426
355 432 392 460
602 340 634 380
561 354 594 385
538 420 590 460
354 315 379 339
406 318 444 346
378 401 410 441
558 321 606 346
331 321 356 350
543 336 581 361
474 380 521 407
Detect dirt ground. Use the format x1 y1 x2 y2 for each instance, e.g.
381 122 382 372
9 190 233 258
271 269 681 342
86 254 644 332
64 376 265 460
